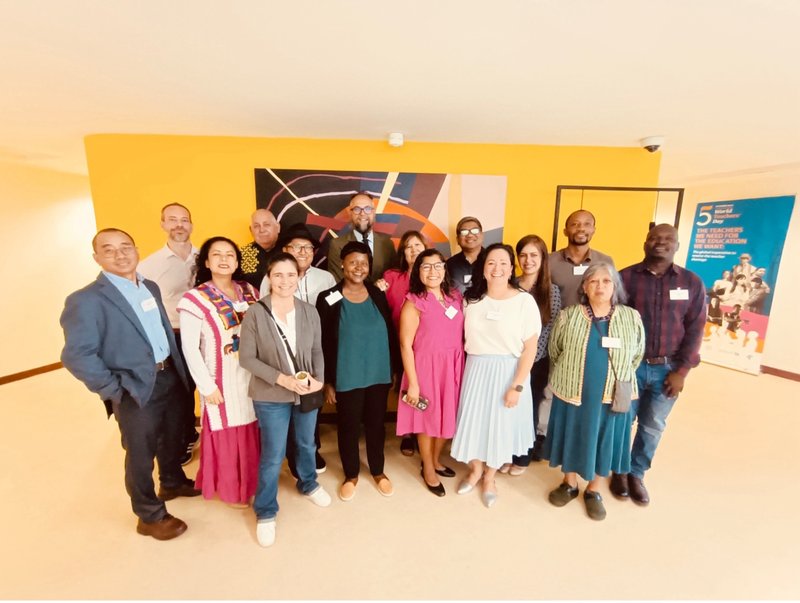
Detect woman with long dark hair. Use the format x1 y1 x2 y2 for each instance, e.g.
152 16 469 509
177 236 261 507
376 230 427 457
500 234 562 475
397 249 465 496
450 243 540 507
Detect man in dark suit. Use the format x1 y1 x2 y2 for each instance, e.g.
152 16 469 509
327 192 398 281
61 228 200 540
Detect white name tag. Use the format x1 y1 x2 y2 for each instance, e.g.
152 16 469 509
670 288 689 300
486 311 501 321
463 274 472 284
573 265 588 276
444 305 458 320
326 290 343 305
232 301 250 312
141 297 157 312
602 336 622 349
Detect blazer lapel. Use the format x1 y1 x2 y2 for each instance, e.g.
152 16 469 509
96 273 150 343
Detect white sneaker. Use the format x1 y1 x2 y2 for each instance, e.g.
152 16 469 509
256 520 276 547
306 486 332 507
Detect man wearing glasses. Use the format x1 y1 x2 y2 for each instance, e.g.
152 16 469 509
327 192 398 281
60 228 200 540
446 216 486 295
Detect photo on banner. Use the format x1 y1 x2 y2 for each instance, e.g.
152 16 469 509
254 169 507 267
685 195 795 375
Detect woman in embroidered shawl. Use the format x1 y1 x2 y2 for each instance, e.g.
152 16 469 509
178 236 260 507
543 262 645 521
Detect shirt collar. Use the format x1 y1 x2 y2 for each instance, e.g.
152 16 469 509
103 271 145 287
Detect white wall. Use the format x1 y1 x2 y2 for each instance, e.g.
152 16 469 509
674 165 800 373
0 162 97 376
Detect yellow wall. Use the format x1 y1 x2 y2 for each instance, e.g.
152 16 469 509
0 162 97 375
85 135 661 263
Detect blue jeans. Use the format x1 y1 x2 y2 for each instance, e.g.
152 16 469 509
630 362 678 479
253 402 319 520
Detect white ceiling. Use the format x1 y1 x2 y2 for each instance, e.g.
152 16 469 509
2 0 799 184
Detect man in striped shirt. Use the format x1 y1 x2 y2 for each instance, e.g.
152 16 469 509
614 224 706 505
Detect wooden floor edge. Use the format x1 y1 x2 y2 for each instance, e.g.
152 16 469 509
761 365 800 382
0 362 63 385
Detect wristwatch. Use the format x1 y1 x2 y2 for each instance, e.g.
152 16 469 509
513 384 524 392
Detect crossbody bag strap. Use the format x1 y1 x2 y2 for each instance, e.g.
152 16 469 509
591 314 620 380
257 300 300 371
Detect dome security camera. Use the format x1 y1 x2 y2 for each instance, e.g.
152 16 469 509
640 136 665 153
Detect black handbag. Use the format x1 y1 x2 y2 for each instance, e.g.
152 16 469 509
257 301 323 413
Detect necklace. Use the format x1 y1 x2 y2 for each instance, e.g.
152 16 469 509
586 303 614 321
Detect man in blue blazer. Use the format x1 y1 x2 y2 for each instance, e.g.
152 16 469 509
61 228 200 540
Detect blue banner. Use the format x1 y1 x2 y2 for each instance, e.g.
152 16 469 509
686 195 795 374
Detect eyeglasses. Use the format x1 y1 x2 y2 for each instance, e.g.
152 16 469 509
286 244 314 254
420 262 446 272
98 245 136 258
458 227 481 237
351 206 374 215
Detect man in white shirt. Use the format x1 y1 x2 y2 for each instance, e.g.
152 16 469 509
138 203 200 464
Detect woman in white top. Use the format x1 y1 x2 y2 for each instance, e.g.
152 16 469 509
259 223 335 306
450 243 541 507
177 236 261 507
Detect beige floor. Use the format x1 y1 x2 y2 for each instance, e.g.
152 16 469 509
1 363 799 600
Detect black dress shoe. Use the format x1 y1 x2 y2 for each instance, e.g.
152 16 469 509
158 480 202 501
610 472 630 499
400 436 416 456
530 434 546 462
434 465 456 478
420 470 445 497
628 476 650 506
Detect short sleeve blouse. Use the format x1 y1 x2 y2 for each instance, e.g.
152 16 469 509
464 291 541 357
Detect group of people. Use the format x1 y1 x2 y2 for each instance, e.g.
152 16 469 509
60 192 705 549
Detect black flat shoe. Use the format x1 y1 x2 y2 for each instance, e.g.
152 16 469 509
420 470 446 497
400 436 416 456
435 465 456 478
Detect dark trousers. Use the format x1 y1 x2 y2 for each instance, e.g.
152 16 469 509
286 415 322 478
173 330 199 442
512 356 550 466
336 383 390 480
112 365 189 522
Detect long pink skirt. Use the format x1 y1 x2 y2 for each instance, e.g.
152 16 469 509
195 413 260 504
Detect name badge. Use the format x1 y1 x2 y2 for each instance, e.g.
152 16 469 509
670 288 689 300
326 290 343 305
232 301 250 312
486 311 501 321
602 336 622 349
463 274 472 284
444 305 458 320
141 297 158 312
573 265 588 276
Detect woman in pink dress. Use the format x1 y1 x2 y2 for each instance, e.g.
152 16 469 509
376 230 426 456
397 249 465 496
178 236 260 507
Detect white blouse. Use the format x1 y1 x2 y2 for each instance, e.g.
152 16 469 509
464 292 541 357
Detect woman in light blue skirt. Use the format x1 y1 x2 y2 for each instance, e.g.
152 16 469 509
450 244 540 508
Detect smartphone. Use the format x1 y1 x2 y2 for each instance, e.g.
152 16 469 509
401 390 429 411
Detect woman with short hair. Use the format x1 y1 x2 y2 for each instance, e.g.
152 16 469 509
316 241 399 502
544 262 645 521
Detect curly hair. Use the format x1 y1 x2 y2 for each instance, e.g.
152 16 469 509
194 236 245 285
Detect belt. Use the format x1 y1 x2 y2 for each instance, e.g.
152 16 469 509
156 357 172 371
644 356 673 365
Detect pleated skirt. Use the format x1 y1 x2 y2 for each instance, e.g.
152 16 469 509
450 354 534 469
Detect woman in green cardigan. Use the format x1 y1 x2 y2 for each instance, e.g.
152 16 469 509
544 262 645 521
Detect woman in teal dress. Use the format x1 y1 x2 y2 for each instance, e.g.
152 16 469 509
544 262 645 520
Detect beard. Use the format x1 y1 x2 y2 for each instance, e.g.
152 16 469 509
354 221 372 235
